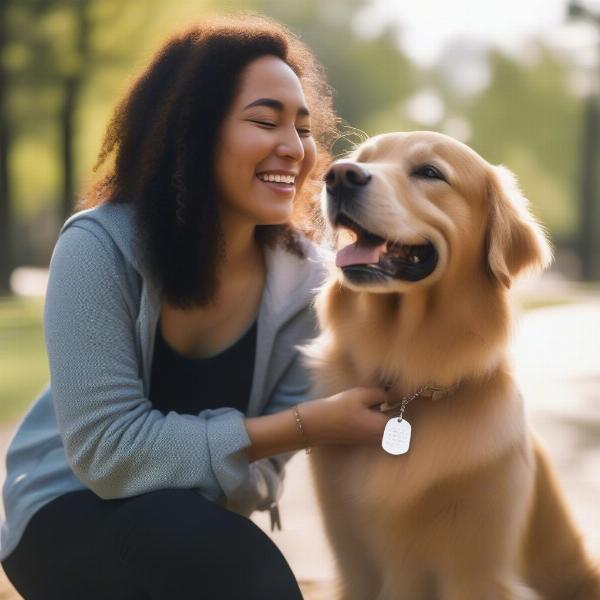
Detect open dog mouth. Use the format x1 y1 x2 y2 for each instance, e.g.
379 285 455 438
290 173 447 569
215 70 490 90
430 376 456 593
334 213 438 283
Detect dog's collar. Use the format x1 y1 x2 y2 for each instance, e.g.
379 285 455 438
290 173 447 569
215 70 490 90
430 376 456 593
417 383 460 401
379 380 460 413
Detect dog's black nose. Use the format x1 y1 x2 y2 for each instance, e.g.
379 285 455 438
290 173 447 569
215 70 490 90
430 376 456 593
325 161 371 193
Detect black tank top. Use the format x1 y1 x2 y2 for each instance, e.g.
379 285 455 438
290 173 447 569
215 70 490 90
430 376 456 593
148 318 257 415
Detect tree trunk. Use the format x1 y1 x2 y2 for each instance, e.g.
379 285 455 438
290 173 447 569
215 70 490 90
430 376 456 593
0 0 12 295
578 94 600 281
60 1 90 221
60 75 78 220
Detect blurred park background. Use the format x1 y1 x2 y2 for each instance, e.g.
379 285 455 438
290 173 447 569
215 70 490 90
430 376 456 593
0 0 600 419
1 0 600 598
2 0 600 417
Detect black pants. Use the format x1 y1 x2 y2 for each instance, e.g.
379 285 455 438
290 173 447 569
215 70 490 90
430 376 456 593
1 489 304 600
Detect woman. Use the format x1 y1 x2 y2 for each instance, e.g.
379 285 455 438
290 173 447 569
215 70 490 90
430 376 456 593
0 15 390 599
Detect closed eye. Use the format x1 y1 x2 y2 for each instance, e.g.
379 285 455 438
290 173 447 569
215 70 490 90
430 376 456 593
250 120 276 128
249 120 311 137
411 164 447 182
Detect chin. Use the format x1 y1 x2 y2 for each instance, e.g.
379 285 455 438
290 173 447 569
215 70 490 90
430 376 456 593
254 205 294 227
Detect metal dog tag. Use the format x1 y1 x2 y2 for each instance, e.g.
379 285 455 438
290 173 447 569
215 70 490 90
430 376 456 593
382 418 411 455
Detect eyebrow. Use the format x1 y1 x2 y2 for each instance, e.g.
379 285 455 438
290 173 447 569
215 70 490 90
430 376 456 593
243 97 310 117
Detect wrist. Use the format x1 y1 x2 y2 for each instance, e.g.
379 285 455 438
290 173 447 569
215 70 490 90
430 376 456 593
293 398 323 448
293 404 311 454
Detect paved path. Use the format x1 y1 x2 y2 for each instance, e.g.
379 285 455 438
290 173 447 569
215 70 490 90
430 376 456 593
1 299 599 599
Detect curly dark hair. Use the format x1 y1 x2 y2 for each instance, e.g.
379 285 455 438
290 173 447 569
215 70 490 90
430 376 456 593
82 14 338 307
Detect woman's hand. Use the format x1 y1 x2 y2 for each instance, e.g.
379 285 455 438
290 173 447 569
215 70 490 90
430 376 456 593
299 387 391 447
244 387 391 462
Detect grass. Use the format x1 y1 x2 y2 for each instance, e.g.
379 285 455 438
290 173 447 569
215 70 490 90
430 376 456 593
518 297 575 311
0 296 48 423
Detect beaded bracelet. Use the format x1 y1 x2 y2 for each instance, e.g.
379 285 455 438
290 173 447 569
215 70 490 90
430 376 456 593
293 404 311 454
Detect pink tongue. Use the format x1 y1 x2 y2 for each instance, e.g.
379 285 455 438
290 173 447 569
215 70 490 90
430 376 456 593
336 241 387 268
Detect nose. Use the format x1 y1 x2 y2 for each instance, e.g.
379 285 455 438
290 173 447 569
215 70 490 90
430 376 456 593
325 162 371 193
277 127 304 162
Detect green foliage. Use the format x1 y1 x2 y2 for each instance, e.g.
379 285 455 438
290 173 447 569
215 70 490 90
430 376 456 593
11 132 61 219
500 145 577 239
468 50 580 184
465 49 581 244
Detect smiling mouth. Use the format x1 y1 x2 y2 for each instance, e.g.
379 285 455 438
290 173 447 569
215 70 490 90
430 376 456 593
256 173 296 186
334 213 438 283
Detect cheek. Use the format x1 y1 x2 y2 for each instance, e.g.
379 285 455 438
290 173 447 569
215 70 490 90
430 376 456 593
432 191 475 234
305 139 317 170
299 139 318 183
220 128 270 169
234 139 267 169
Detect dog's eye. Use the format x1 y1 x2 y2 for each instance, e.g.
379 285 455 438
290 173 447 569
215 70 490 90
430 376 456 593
411 165 446 182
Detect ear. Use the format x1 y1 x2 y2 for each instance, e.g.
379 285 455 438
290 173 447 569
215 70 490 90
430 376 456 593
486 165 553 288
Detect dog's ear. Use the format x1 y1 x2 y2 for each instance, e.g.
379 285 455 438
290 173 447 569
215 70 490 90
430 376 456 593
486 165 553 288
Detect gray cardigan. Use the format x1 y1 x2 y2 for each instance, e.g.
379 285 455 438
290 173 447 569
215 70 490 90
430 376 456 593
0 203 325 561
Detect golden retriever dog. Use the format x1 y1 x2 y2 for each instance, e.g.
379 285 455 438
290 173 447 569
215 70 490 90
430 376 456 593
305 131 600 600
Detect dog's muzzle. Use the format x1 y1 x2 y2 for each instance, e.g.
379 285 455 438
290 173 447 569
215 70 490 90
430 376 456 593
324 162 439 285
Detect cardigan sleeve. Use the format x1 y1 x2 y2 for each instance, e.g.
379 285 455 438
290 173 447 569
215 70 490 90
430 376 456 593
44 224 253 502
236 315 317 513
228 306 317 512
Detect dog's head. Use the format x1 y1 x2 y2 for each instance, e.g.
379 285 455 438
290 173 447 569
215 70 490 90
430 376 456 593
323 131 552 293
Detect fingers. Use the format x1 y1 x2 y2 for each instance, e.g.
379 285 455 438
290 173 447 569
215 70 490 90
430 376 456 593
354 389 392 439
356 386 391 408
321 387 394 445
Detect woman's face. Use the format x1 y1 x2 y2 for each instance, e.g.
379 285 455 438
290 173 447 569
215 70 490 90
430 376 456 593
214 55 317 228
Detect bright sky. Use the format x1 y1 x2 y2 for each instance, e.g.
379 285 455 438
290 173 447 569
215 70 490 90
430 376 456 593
356 0 600 66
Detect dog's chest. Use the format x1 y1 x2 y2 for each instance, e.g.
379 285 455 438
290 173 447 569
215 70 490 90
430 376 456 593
311 421 447 511
311 389 526 516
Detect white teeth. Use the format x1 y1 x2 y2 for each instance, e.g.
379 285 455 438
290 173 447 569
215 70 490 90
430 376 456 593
258 173 295 184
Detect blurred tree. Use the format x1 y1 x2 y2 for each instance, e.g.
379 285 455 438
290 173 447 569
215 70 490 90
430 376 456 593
568 0 600 280
60 0 92 222
461 49 581 248
576 93 600 279
7 0 222 222
24 0 158 221
0 0 12 294
1 0 163 280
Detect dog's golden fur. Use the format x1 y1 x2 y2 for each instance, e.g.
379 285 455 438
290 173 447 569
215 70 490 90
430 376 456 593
306 132 600 599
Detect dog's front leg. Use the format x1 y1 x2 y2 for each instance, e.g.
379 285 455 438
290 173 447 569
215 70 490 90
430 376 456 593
328 528 381 600
310 449 382 600
320 503 382 600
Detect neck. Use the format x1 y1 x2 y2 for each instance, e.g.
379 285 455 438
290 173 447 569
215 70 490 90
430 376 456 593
321 274 512 393
403 283 510 388
218 211 263 278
